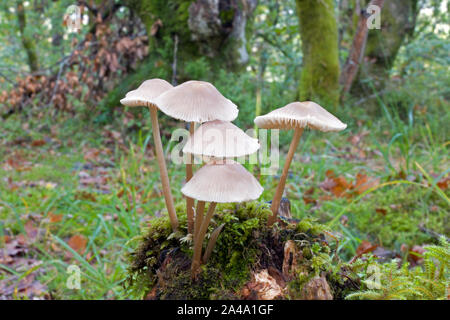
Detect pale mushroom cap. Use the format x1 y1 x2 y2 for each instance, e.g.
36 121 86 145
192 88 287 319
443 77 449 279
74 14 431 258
154 80 239 122
183 120 260 158
120 79 173 107
181 160 263 203
254 101 347 132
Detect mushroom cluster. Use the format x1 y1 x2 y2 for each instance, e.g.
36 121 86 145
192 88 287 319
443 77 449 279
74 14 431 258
181 119 261 277
155 81 239 234
120 79 346 280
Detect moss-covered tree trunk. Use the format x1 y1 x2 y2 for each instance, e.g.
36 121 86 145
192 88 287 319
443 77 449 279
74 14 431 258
295 0 340 107
123 0 256 78
352 0 419 94
16 0 39 72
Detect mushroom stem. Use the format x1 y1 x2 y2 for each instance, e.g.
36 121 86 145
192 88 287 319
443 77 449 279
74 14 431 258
268 127 304 226
192 202 217 278
149 106 178 231
185 122 195 234
193 201 205 244
195 202 217 245
192 200 206 279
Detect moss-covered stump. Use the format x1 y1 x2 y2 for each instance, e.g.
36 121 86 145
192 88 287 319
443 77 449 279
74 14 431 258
125 201 357 300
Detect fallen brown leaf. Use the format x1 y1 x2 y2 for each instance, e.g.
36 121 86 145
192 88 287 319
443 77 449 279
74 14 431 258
48 212 63 223
437 176 449 190
31 139 46 147
67 235 87 255
24 220 39 241
356 240 378 256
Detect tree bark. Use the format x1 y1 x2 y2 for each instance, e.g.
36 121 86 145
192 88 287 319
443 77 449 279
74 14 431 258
352 0 419 94
16 0 39 72
123 0 257 77
295 0 340 107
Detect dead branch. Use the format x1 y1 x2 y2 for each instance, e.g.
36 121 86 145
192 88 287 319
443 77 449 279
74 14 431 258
340 0 385 97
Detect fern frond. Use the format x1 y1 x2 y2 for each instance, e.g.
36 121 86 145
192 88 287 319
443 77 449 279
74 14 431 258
345 239 449 300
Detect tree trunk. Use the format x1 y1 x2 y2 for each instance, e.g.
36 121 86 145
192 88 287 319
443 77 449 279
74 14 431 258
295 0 340 107
123 0 257 78
16 0 39 72
352 0 419 94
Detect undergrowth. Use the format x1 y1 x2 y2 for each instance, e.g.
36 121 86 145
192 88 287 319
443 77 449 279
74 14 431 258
346 237 449 300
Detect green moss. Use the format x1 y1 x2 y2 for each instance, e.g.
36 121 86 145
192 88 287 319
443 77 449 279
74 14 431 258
219 8 235 23
125 201 340 299
295 0 340 107
124 0 194 40
296 217 329 236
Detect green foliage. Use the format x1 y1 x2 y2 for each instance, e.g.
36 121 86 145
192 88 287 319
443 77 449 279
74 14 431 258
346 238 449 300
0 0 81 78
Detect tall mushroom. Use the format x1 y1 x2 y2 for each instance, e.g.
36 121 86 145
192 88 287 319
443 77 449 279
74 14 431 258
120 79 179 231
254 101 347 226
155 81 239 234
181 159 263 278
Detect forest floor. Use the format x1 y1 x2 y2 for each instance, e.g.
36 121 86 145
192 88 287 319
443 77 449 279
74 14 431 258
0 105 448 299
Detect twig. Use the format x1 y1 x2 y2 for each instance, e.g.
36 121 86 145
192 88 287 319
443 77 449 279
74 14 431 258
419 224 449 243
353 89 388 105
256 32 293 60
47 39 85 109
0 71 15 84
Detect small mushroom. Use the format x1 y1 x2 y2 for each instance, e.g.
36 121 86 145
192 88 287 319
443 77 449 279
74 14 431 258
181 159 263 278
183 120 260 159
155 81 239 233
254 101 347 226
120 79 179 231
120 79 172 107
